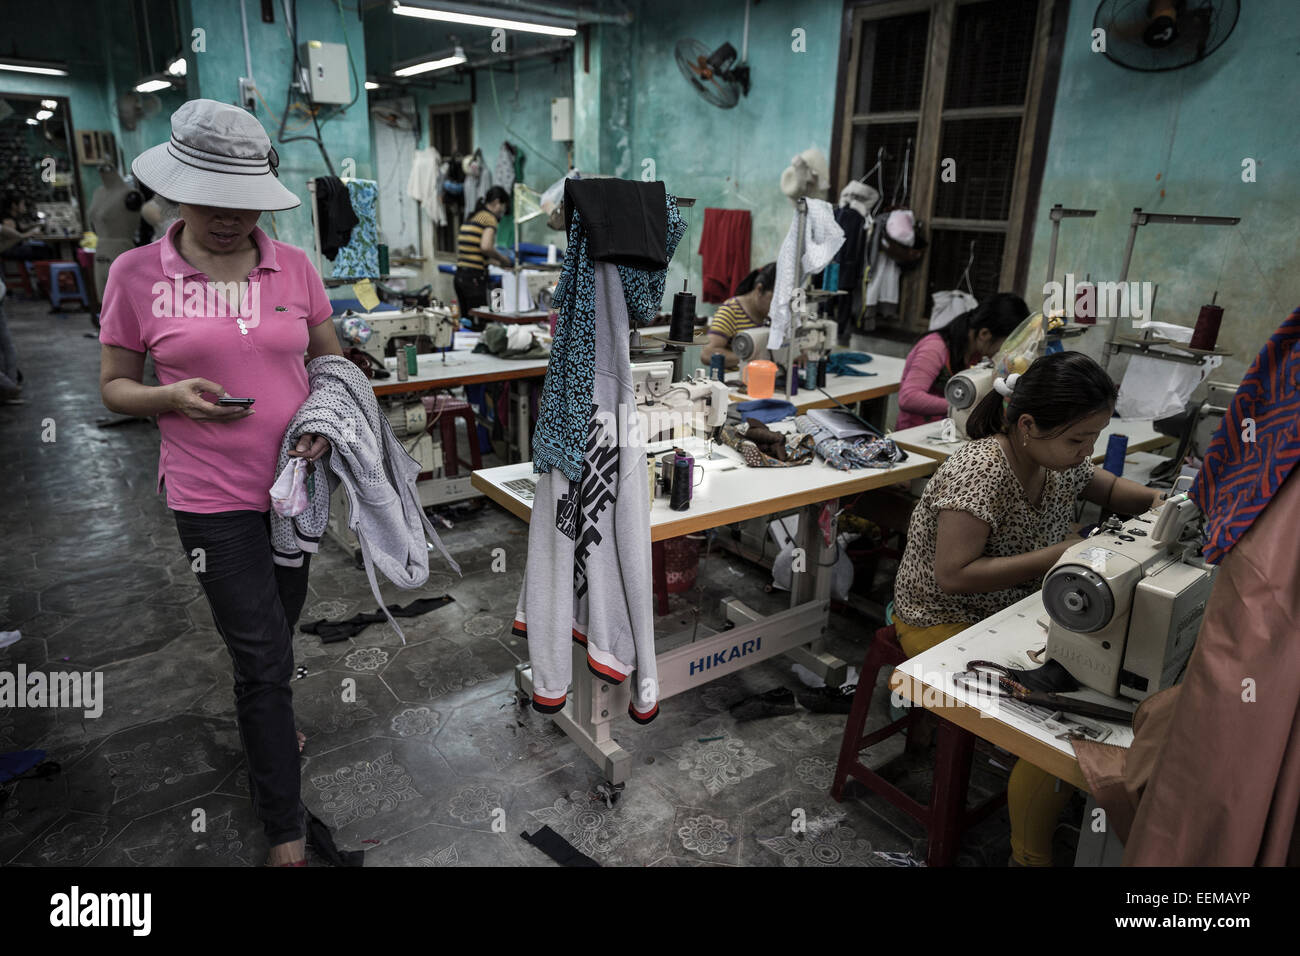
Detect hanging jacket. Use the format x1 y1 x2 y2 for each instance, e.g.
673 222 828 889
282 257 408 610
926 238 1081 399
514 261 659 723
698 208 751 303
532 178 685 482
269 355 460 641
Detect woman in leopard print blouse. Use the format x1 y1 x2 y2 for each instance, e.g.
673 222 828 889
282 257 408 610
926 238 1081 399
893 351 1163 866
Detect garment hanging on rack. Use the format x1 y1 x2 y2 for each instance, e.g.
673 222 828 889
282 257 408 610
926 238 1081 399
515 260 660 724
406 147 446 226
698 207 751 303
330 179 380 278
827 205 867 336
533 178 685 481
769 198 844 350
314 176 360 262
461 148 492 213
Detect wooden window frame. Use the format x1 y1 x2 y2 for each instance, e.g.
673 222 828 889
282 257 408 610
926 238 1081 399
831 0 1065 333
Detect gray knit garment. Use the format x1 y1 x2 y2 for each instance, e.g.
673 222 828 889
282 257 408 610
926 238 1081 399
270 354 460 642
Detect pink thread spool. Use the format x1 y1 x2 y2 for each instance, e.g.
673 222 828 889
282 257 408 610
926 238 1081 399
1189 302 1224 351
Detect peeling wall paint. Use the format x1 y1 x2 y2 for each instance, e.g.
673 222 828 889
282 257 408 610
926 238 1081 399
1025 0 1300 385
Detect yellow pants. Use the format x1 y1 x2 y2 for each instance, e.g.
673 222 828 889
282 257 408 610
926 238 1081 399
895 618 1073 867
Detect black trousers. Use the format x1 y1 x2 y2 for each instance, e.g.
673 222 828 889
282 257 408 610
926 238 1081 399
453 267 488 327
173 509 310 845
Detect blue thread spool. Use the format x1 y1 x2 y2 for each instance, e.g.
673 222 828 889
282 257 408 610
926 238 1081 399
1103 433 1128 476
710 352 725 380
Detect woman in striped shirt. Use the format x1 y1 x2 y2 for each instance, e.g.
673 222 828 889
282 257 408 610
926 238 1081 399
454 185 512 322
701 262 775 369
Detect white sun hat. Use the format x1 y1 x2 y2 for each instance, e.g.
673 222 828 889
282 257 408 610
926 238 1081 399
131 98 301 211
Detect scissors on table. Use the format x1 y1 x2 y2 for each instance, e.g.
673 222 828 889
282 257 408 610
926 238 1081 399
952 660 1134 725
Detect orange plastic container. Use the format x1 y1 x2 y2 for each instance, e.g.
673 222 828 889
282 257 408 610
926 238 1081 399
742 360 777 399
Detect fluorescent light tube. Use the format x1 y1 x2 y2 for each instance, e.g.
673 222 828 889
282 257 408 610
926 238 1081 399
35 109 53 120
0 58 69 76
392 3 577 37
394 49 467 76
135 77 172 93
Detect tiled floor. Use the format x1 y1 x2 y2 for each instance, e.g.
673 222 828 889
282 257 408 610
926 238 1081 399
0 294 1076 867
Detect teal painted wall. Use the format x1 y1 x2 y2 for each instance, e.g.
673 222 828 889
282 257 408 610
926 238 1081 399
0 1 148 213
619 0 842 308
186 0 371 251
1025 0 1300 385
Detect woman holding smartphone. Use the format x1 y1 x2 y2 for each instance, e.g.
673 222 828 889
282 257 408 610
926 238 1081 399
98 99 341 867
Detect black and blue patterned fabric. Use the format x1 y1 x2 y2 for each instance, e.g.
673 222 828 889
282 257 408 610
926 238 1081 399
533 190 686 480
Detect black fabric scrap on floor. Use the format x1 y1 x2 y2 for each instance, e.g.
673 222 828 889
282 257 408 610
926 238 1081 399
299 595 454 642
305 806 364 867
521 825 600 867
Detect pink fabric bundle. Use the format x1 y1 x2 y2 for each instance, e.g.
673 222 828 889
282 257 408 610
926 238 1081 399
270 457 310 517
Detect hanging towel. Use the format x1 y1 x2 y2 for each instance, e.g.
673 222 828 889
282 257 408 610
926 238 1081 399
331 179 380 278
769 198 844 350
698 208 751 303
532 179 685 481
314 176 359 261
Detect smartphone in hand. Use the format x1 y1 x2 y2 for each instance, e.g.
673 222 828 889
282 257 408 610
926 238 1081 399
217 397 255 407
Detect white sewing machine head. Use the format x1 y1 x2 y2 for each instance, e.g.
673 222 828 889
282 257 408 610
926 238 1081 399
944 361 996 439
1043 490 1214 702
631 360 675 407
352 307 457 357
794 318 838 358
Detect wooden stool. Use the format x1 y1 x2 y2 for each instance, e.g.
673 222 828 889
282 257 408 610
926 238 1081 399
429 394 482 477
831 624 1007 866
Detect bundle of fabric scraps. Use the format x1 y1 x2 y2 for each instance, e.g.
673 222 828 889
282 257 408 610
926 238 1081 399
795 415 906 470
721 418 815 468
825 351 876 377
472 321 549 359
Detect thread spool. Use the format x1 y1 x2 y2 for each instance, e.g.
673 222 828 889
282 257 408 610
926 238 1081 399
667 280 696 345
709 352 725 380
1103 433 1128 477
1190 298 1224 351
670 452 694 511
1074 280 1096 325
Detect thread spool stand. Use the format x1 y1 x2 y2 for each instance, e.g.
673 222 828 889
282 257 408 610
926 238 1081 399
1102 207 1239 372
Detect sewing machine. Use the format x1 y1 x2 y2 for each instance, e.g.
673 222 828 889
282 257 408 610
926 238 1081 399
943 360 996 439
1042 488 1215 701
354 306 457 359
632 362 730 445
733 318 839 373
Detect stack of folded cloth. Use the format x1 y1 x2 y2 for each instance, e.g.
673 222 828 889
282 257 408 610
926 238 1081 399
795 415 906 470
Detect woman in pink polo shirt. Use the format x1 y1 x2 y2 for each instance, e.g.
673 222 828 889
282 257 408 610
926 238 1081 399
895 293 1029 431
98 99 341 867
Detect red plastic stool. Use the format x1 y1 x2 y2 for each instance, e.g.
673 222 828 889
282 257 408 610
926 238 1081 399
2 259 36 297
427 394 482 477
830 624 1007 866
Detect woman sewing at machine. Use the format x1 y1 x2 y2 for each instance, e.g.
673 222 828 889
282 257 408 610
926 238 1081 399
701 262 775 369
895 293 1029 430
1 196 55 261
453 185 513 323
892 351 1163 866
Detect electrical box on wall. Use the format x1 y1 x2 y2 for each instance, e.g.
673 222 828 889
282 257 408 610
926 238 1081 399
551 97 573 141
299 40 351 105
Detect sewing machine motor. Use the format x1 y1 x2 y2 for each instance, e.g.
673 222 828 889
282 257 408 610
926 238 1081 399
1042 497 1215 701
